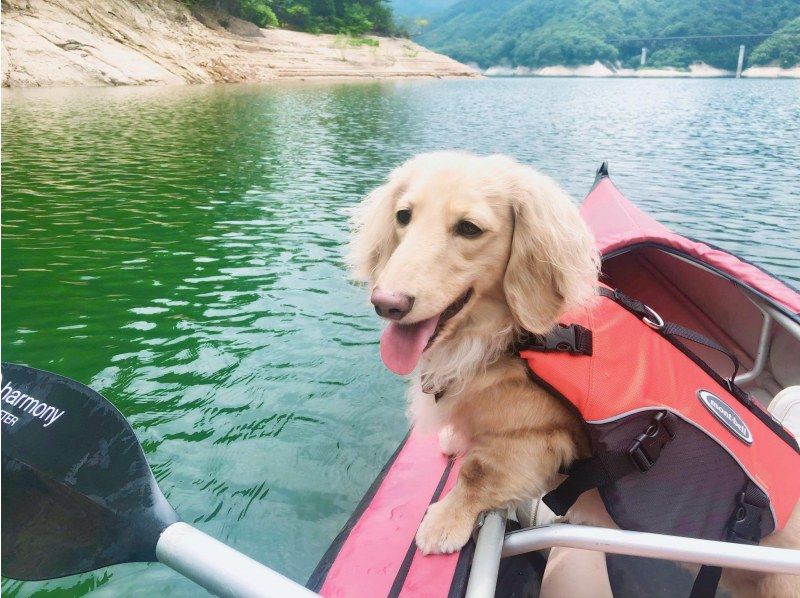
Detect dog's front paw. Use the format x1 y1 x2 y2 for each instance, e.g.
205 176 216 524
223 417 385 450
415 499 476 555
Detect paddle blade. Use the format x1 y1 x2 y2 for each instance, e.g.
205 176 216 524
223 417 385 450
1 363 179 580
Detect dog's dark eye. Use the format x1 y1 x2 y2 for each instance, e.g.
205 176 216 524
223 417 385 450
455 220 483 238
396 209 411 226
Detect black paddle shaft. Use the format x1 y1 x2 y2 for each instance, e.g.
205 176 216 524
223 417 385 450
1 362 179 581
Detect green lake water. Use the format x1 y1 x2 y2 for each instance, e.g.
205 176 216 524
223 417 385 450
2 78 799 596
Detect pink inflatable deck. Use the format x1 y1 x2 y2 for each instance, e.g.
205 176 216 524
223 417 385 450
307 164 800 598
307 430 471 597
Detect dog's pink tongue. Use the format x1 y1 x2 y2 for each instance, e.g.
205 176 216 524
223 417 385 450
380 316 440 375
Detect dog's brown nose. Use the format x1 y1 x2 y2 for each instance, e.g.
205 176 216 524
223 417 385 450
371 288 415 320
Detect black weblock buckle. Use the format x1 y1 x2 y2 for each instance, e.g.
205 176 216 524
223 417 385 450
728 491 764 545
520 324 592 355
628 412 676 472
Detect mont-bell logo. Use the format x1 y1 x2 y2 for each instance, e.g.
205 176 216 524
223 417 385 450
697 389 753 445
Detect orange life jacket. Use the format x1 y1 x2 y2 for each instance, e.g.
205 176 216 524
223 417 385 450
519 286 800 547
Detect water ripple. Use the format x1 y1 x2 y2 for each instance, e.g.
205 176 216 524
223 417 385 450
2 79 798 596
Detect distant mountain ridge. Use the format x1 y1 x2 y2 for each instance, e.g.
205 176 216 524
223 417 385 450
416 0 800 70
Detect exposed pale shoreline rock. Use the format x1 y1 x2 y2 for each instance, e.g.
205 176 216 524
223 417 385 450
483 60 800 79
741 65 800 78
1 0 478 88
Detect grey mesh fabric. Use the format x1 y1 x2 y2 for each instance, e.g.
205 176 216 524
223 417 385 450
591 411 775 540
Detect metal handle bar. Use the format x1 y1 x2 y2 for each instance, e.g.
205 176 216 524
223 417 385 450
503 524 800 574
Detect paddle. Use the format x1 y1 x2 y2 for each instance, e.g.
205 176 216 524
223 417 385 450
1 362 317 597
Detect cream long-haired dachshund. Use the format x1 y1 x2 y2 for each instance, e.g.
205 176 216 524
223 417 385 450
348 151 799 598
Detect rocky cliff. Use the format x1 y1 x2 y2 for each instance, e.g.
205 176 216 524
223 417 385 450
1 0 477 87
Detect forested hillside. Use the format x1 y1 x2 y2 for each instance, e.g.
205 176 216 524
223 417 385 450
187 0 396 34
416 0 800 69
749 16 800 67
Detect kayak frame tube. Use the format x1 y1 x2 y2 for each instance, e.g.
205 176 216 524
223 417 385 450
502 524 800 573
465 510 507 598
503 523 800 575
466 524 800 598
156 522 319 598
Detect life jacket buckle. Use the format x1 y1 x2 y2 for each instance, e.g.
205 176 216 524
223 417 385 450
518 324 593 356
549 324 578 352
523 324 577 353
628 412 676 472
728 491 764 545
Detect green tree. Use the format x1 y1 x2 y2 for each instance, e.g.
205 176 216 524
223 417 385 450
187 0 400 36
749 16 800 68
417 0 800 69
239 0 279 27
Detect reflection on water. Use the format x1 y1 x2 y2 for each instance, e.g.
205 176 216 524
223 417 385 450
2 79 799 596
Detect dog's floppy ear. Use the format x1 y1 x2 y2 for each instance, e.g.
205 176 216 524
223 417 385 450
503 164 600 333
347 164 410 283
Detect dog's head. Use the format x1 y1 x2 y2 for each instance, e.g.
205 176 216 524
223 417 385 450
349 151 599 376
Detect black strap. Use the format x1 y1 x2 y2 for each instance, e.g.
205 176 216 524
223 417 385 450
528 290 735 382
729 481 769 545
690 565 723 598
599 287 744 394
543 451 637 516
518 323 593 356
661 321 740 384
599 287 800 452
543 412 676 515
689 481 768 598
598 286 653 319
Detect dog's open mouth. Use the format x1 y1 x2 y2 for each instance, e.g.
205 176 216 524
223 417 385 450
424 288 473 350
379 288 473 375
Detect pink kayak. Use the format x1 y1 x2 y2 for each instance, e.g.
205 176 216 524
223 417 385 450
307 164 800 598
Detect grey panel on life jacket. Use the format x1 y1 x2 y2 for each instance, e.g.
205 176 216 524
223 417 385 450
591 410 775 541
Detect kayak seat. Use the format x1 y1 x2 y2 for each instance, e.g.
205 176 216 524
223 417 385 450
769 386 800 440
